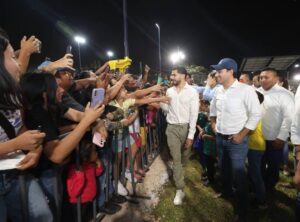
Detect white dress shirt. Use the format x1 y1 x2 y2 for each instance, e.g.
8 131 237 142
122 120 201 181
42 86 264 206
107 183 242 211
160 83 199 139
210 80 261 135
261 84 294 141
291 85 300 144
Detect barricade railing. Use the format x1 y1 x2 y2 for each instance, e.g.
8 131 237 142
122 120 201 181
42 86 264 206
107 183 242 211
15 107 166 222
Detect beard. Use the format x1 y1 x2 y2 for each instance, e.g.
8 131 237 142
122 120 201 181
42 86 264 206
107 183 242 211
172 79 181 86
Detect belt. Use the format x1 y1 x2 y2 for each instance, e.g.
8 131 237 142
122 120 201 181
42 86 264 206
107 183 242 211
217 133 232 140
0 169 20 176
168 123 188 126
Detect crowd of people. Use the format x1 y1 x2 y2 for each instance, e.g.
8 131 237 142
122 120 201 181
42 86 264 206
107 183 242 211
0 28 169 222
172 58 300 222
1 26 300 222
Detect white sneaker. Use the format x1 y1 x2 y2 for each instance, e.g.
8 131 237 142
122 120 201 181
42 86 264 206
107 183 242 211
173 189 185 205
125 170 137 183
117 181 128 196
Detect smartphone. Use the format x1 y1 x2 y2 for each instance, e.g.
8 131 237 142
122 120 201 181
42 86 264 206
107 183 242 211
37 41 42 54
92 132 105 147
37 125 42 132
66 45 72 54
91 88 105 107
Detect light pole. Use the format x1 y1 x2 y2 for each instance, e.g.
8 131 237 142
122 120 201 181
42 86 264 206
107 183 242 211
74 35 86 70
155 23 162 78
107 50 114 60
123 0 129 57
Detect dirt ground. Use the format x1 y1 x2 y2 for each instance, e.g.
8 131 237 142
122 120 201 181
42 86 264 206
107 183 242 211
100 155 169 222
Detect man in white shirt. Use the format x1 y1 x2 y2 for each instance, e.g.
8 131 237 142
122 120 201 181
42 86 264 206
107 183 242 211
291 85 300 220
252 71 261 89
160 67 199 205
260 67 294 192
239 73 252 85
210 58 261 220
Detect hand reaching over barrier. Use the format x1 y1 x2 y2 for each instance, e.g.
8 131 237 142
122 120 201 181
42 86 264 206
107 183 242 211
40 54 74 74
83 102 105 125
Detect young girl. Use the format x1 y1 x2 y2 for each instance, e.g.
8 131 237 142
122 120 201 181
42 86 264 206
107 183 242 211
247 91 267 208
110 86 169 182
67 140 104 222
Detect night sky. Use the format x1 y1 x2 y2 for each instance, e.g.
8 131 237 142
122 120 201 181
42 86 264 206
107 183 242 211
1 0 300 74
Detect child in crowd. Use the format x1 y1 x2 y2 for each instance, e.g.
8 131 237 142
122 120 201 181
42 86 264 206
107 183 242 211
199 100 217 186
247 91 267 209
195 98 209 180
67 140 104 222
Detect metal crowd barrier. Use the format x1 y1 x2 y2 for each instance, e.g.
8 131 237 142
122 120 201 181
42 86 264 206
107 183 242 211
16 107 166 222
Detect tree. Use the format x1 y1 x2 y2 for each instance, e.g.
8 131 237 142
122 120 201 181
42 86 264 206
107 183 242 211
185 64 209 85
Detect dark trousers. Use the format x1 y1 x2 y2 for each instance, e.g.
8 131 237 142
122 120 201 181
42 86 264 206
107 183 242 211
262 141 283 190
70 201 93 222
247 149 266 202
204 154 216 183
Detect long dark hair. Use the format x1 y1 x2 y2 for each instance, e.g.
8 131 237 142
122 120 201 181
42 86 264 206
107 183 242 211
20 72 58 122
0 29 23 110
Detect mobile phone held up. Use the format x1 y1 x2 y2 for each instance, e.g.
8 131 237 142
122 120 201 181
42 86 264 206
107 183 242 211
92 132 105 147
66 45 72 54
91 88 105 107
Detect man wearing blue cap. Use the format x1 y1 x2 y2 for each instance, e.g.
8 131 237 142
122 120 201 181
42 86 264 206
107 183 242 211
209 58 261 221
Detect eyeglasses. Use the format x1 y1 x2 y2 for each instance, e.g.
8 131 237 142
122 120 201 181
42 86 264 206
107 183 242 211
60 71 73 77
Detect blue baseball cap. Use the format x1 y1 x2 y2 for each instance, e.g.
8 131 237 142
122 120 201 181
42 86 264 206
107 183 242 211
211 58 238 73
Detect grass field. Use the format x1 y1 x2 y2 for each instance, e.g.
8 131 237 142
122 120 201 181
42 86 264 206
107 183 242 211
154 152 297 222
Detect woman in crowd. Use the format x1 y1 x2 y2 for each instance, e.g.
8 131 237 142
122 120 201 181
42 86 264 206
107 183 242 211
0 31 53 222
20 72 104 218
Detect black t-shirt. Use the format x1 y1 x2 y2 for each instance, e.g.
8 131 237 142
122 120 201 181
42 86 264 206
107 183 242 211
68 83 93 107
58 93 84 127
25 105 59 142
25 105 60 175
60 93 84 113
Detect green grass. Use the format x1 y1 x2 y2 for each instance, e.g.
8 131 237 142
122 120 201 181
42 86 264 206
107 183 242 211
154 152 297 222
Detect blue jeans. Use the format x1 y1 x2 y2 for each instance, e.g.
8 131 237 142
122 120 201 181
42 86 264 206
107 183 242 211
39 167 63 221
282 141 289 166
193 138 206 171
97 147 114 207
215 136 223 169
248 149 266 202
216 135 248 217
0 172 53 222
262 141 283 190
294 157 300 220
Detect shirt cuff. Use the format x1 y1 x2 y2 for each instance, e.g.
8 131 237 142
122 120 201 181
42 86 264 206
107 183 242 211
187 132 195 140
244 122 258 131
277 131 289 141
291 135 300 145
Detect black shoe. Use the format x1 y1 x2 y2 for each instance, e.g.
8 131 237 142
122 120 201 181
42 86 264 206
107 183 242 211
233 214 247 222
111 194 127 204
107 201 122 212
201 175 208 181
202 179 210 187
98 204 118 215
201 171 208 181
251 199 268 210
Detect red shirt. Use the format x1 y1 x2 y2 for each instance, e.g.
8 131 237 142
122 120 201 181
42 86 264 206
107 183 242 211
67 162 104 204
